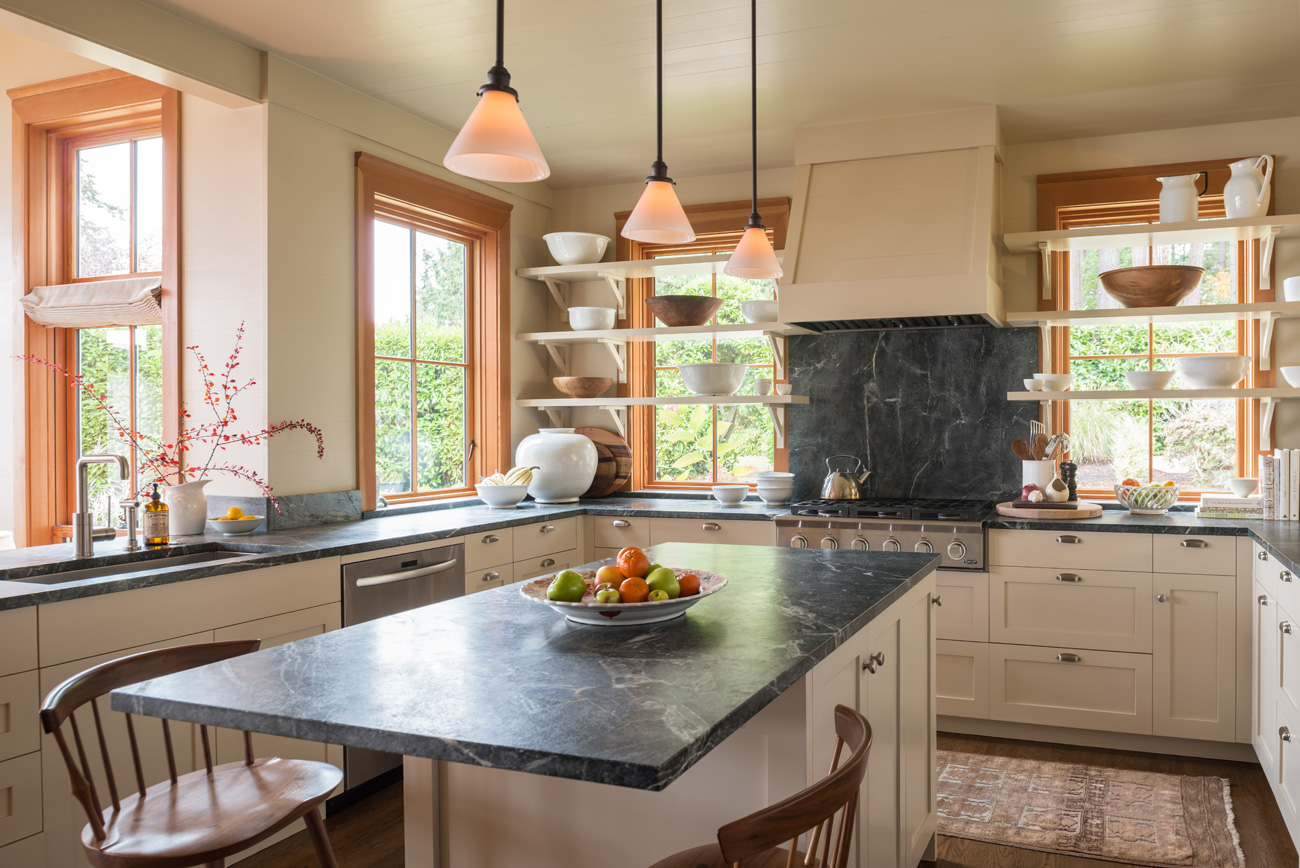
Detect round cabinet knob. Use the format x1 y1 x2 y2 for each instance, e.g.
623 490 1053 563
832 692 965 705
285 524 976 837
1282 726 1293 743
820 536 839 550
862 651 886 673
790 535 808 549
914 539 933 554
883 537 901 552
1283 571 1294 584
947 540 967 560
1261 595 1271 606
932 596 943 607
1156 594 1168 603
851 537 869 551
1260 551 1271 561
1282 621 1293 635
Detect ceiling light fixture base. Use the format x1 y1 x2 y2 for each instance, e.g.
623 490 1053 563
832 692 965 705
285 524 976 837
478 65 520 99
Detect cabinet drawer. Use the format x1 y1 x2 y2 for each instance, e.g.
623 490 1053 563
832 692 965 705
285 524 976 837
0 672 39 763
464 527 514 573
1275 564 1300 626
515 548 581 583
1256 544 1278 599
989 529 1151 572
0 752 41 848
935 572 988 643
514 518 577 562
467 563 512 594
1152 534 1236 576
937 640 988 719
649 518 774 547
590 515 650 549
0 609 35 678
990 566 1152 653
988 643 1152 734
1278 700 1300 822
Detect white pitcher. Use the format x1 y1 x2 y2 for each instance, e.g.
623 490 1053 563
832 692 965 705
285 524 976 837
1156 172 1206 223
1224 155 1273 218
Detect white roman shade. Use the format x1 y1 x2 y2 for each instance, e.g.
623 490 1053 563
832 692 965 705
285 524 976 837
20 277 162 328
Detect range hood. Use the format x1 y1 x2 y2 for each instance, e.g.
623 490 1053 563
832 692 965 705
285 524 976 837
778 107 1006 332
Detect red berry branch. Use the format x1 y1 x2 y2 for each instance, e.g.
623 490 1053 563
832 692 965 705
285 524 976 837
20 322 324 514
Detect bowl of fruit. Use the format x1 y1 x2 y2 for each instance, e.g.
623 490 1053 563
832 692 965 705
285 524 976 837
476 466 537 508
1114 478 1180 514
206 507 264 535
520 546 727 626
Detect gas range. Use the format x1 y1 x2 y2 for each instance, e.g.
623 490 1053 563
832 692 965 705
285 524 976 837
775 497 992 570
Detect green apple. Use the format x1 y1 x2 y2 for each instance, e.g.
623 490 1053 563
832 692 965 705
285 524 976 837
547 569 586 603
645 567 680 599
595 587 621 604
648 589 669 602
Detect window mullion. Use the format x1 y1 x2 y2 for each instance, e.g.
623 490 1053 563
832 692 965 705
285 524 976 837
409 230 419 494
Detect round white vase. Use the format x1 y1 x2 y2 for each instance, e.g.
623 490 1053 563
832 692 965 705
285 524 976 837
516 428 597 503
163 478 212 536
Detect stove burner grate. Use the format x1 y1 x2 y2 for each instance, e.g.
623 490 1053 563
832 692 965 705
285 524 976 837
789 497 993 522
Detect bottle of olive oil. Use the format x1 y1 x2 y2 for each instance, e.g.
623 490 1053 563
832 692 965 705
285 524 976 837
143 483 170 547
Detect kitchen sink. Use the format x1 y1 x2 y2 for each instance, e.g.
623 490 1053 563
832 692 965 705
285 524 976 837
1 545 288 586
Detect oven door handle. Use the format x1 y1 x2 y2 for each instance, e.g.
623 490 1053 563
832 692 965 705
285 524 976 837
355 558 459 588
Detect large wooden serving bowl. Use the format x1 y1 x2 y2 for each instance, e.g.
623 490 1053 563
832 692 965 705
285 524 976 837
553 376 613 398
644 295 724 327
1098 265 1204 308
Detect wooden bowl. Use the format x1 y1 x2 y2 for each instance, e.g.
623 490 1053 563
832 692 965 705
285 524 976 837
553 376 612 398
1098 265 1204 308
644 295 724 327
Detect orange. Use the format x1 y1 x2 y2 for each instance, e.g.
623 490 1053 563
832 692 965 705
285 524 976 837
617 547 650 579
678 573 701 597
619 576 650 603
595 565 625 587
1121 478 1141 487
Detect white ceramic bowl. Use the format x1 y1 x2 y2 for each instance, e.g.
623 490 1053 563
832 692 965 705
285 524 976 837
739 300 779 323
1125 370 1176 390
755 471 794 505
520 567 727 626
775 383 793 395
205 515 264 535
475 483 529 509
543 232 610 266
1023 379 1043 392
568 306 616 331
711 484 749 506
1034 372 1074 391
1228 477 1259 498
1284 275 1300 303
1280 366 1300 388
677 363 747 396
1176 355 1250 389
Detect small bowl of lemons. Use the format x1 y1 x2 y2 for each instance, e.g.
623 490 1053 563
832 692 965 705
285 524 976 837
206 507 264 536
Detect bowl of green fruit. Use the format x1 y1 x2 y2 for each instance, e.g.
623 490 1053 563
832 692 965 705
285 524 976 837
520 566 727 626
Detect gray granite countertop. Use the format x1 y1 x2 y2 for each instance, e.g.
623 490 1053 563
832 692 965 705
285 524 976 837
112 543 939 791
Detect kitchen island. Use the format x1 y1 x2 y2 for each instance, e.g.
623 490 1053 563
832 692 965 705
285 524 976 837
112 542 940 868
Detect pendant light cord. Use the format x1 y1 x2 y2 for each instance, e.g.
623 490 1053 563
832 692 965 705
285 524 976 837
656 0 664 166
749 0 758 222
482 0 516 95
496 0 505 69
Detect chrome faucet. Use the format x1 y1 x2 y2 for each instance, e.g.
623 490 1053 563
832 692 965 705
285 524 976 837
72 454 129 558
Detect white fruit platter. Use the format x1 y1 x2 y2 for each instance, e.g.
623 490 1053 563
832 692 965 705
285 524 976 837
519 568 728 626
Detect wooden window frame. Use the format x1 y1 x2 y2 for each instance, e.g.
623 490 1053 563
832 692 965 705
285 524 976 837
355 153 512 510
1036 160 1271 500
616 198 789 491
9 71 180 546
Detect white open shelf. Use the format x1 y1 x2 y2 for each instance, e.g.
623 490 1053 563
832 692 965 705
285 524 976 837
1002 214 1300 296
516 394 808 446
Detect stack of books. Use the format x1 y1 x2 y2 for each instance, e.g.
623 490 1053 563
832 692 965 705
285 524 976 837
1261 450 1300 521
1196 495 1265 520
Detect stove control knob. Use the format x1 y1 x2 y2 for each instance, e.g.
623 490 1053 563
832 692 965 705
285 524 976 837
820 536 839 550
883 537 901 552
851 537 869 551
789 534 808 549
947 540 967 560
914 539 934 553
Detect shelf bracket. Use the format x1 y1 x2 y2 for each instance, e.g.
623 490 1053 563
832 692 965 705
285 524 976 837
1039 324 1052 372
1261 313 1277 371
767 405 788 448
598 406 628 439
541 278 572 322
597 273 627 319
1261 227 1281 291
597 339 627 383
542 407 568 429
767 334 789 380
1039 241 1052 301
538 341 569 376
1262 397 1278 451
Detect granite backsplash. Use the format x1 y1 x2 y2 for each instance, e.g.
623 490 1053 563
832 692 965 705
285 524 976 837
787 326 1038 503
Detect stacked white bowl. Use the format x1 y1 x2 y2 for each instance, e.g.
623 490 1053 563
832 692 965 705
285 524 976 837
755 471 794 505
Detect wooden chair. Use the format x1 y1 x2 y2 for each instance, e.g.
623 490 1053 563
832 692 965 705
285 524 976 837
40 639 343 868
647 705 872 868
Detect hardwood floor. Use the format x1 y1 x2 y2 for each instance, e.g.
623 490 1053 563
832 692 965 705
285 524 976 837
239 734 1297 868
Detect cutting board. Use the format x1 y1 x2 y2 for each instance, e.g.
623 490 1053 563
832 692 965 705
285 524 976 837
996 501 1103 519
577 427 633 497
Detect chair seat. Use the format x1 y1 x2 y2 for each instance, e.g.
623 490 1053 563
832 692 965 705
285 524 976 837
81 757 342 868
647 842 818 868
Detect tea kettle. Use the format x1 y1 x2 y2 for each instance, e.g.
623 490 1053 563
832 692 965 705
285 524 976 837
821 455 871 499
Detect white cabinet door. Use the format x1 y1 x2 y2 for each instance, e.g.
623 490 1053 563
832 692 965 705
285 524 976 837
860 608 901 868
934 572 988 643
897 580 937 867
1255 582 1280 779
937 640 989 719
1152 573 1235 742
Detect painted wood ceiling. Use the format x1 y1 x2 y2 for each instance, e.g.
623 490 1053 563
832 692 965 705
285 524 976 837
134 0 1300 188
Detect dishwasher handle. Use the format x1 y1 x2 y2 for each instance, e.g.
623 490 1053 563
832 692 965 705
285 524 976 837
354 558 459 588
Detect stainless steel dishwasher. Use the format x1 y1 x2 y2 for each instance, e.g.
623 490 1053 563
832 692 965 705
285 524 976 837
342 542 464 790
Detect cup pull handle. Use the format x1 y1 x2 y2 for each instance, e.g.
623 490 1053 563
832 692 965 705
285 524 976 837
612 520 631 528
540 524 555 533
1056 535 1081 544
1056 653 1082 663
482 571 499 582
1055 573 1082 583
702 522 721 531
540 558 556 568
482 534 499 544
1180 539 1208 548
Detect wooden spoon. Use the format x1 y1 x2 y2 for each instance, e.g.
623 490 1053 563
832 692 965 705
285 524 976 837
1032 432 1049 460
1012 438 1032 461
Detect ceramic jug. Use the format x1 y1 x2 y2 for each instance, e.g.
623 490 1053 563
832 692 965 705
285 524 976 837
162 478 211 536
1224 155 1273 218
515 428 597 503
1156 172 1207 223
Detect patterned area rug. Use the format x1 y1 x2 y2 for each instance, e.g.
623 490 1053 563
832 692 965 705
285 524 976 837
936 751 1244 868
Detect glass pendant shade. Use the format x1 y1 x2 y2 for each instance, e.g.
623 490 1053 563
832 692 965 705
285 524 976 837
724 225 783 279
621 180 695 244
444 89 550 183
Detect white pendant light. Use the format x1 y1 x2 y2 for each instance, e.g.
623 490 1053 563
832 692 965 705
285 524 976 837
444 0 550 183
724 0 782 279
621 0 695 244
